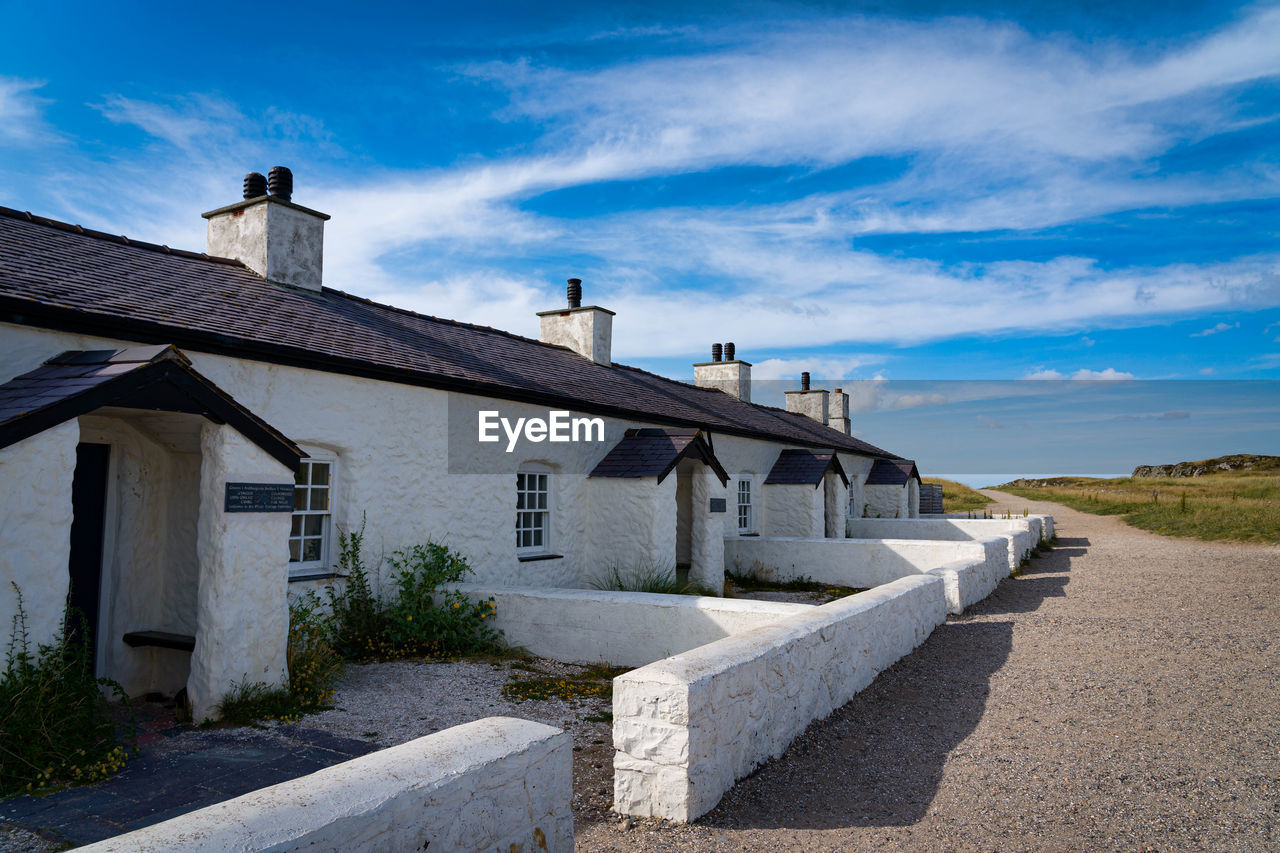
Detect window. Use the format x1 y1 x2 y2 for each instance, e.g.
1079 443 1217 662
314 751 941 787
290 456 334 574
516 469 550 553
737 476 754 534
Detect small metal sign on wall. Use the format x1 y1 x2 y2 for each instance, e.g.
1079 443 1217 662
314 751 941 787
224 482 294 513
709 497 727 513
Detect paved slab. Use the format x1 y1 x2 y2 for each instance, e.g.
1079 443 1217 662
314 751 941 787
577 495 1280 851
0 704 376 849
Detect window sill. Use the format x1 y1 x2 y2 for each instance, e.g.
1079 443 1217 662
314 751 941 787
517 553 564 563
289 570 347 583
738 532 760 537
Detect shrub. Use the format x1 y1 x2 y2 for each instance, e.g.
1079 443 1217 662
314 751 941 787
286 595 343 712
0 586 136 795
323 516 387 660
383 543 501 656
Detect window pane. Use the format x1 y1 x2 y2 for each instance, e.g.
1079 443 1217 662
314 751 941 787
536 491 547 509
531 529 542 547
310 488 328 511
289 539 301 561
302 538 322 561
311 464 329 486
294 487 308 511
304 515 325 537
291 515 303 536
516 491 526 509
295 463 309 486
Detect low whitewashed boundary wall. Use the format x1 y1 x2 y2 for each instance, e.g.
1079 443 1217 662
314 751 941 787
450 584 811 667
613 575 948 822
926 558 989 614
844 517 1043 574
75 718 573 853
725 536 1007 611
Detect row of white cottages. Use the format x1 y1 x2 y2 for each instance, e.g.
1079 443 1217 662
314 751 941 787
0 171 922 720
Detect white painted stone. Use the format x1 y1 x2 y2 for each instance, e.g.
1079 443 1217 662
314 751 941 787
204 197 327 291
612 575 947 821
0 421 77 648
450 585 810 667
538 305 613 366
692 360 752 401
74 717 573 853
865 482 910 518
845 517 1052 573
188 424 294 722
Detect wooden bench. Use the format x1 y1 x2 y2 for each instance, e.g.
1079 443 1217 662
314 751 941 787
123 631 195 652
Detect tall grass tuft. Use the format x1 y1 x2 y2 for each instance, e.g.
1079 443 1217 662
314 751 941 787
590 563 719 597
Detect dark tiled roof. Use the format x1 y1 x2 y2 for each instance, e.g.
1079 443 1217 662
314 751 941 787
0 206 902 457
764 449 848 486
866 459 920 485
588 428 729 484
0 345 302 469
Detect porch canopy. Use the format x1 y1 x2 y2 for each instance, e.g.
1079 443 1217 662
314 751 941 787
0 344 301 469
589 428 729 485
765 448 849 488
866 458 921 485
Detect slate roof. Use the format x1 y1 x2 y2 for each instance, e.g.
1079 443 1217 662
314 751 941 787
0 206 901 457
764 449 848 487
865 459 921 485
588 428 729 485
0 345 302 469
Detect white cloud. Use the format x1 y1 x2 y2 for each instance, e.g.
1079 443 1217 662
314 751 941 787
1024 367 1135 380
1200 367 1216 375
0 77 54 145
1190 321 1240 337
748 355 884 382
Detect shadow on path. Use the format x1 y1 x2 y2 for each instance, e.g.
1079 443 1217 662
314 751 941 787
696 535 1085 831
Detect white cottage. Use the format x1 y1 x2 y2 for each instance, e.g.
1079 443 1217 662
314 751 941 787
0 169 921 720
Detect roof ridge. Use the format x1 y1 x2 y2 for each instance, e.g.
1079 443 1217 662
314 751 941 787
0 205 248 269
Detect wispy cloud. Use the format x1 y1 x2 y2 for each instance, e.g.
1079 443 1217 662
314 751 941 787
0 77 54 145
1114 410 1191 421
1191 321 1240 337
1024 367 1136 380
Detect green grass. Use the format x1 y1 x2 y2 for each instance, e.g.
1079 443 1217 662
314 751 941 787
997 471 1280 543
923 477 994 513
590 564 719 597
501 663 629 704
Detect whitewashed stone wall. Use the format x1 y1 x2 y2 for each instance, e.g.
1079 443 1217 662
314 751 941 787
75 717 574 853
864 482 909 518
926 557 991 614
613 575 948 822
725 535 1007 595
0 421 77 648
845 517 1050 574
688 463 726 589
764 483 824 537
451 584 810 667
188 424 294 722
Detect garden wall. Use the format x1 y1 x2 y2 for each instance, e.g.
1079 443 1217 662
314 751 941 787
74 717 573 853
612 574 948 821
724 535 1008 608
450 584 811 667
844 517 1045 573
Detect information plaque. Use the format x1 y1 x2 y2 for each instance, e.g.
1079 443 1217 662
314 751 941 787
709 497 727 513
224 483 295 513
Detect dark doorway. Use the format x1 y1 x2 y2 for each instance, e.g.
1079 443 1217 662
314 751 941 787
68 442 110 670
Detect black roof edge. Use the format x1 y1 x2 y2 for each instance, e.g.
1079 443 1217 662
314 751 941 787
1 298 899 458
0 356 303 472
654 430 731 487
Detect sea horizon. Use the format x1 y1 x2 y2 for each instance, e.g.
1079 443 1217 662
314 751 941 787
934 473 1128 490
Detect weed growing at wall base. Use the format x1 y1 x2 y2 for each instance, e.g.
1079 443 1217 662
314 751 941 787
0 586 137 796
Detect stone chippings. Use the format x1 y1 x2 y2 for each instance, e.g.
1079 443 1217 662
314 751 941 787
577 497 1280 851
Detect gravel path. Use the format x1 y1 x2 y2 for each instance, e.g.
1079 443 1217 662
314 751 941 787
577 494 1280 851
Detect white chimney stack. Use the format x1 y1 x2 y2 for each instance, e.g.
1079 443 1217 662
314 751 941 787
786 371 829 425
693 342 751 402
202 167 329 292
537 278 614 366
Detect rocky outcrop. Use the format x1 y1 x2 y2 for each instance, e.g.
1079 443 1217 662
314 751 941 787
1132 454 1280 479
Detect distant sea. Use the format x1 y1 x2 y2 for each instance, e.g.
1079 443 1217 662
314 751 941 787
935 473 1127 490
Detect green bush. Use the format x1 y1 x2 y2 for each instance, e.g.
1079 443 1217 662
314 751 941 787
322 516 387 660
286 595 344 712
383 543 500 656
0 586 136 795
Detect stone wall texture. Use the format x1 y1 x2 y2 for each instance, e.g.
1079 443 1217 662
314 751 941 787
612 575 948 821
74 717 573 853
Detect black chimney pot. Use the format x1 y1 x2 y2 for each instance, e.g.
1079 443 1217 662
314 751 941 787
724 342 736 361
801 371 811 391
243 172 267 200
567 278 582 309
711 343 723 362
267 166 293 202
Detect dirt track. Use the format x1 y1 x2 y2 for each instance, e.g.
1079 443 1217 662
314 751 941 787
577 493 1280 851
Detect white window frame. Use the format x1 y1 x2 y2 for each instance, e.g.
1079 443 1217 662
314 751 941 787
289 451 336 577
737 475 755 534
516 467 552 555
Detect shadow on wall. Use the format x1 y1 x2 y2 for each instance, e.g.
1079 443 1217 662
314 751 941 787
692 535 1086 831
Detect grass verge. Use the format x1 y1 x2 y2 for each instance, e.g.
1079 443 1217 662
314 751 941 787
923 477 995 513
997 472 1280 543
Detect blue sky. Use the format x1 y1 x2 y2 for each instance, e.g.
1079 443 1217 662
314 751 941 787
1 1 1277 472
